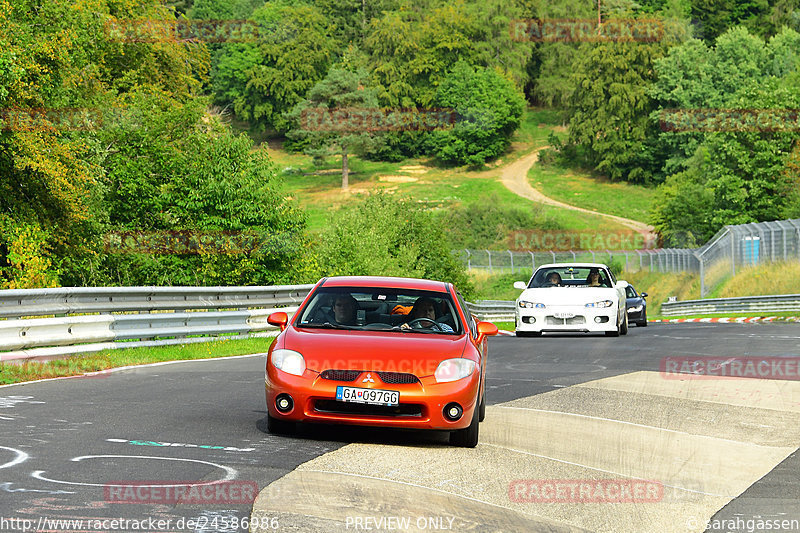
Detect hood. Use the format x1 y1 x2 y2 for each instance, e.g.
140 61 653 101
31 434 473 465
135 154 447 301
518 286 619 307
282 327 468 377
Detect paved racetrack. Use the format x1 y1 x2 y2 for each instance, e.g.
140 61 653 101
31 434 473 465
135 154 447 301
1 323 798 533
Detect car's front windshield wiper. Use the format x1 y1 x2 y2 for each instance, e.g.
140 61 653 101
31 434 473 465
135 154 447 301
298 322 359 330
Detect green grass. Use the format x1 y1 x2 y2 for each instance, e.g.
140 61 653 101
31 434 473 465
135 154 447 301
268 107 642 236
527 159 655 224
0 336 274 385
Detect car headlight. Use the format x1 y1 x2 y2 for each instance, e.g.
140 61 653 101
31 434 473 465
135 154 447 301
585 300 614 308
518 301 546 309
434 359 476 383
627 305 643 313
271 349 306 376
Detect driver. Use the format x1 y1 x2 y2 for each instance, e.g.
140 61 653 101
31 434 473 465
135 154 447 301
401 297 454 332
545 272 562 286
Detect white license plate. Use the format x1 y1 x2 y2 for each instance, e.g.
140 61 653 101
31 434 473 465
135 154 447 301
336 386 400 406
554 312 575 319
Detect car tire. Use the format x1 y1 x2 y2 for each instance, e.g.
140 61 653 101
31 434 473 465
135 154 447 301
267 413 294 435
515 330 529 337
450 397 480 448
638 311 648 327
478 388 486 422
620 313 628 335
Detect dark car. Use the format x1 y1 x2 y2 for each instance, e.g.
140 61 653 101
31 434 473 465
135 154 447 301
625 284 648 327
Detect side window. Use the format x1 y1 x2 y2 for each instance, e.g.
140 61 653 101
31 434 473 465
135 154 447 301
456 291 477 338
625 286 636 298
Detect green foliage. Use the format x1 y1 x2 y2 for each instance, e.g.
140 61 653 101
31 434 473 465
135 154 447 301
211 1 338 132
435 195 562 249
316 193 474 298
429 61 526 166
286 67 383 189
650 27 800 244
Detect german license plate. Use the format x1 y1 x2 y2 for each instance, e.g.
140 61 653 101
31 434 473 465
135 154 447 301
554 312 575 319
336 386 399 406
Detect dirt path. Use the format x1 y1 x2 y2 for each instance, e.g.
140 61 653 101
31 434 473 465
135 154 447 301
499 148 656 234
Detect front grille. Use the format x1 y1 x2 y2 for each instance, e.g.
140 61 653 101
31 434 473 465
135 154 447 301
320 370 361 382
377 372 419 384
546 315 587 325
314 400 423 417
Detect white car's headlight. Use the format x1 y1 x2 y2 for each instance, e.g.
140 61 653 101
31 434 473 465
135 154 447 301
586 300 614 308
271 349 306 376
518 301 546 309
434 359 476 383
628 305 643 313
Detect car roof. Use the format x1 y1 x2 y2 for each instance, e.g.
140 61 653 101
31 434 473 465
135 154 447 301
320 276 451 293
535 263 610 269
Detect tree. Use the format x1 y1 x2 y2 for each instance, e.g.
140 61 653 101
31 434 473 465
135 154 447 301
286 68 382 190
211 2 338 132
429 61 525 167
316 193 474 297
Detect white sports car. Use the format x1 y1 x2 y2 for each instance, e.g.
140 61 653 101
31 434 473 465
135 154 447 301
513 263 629 337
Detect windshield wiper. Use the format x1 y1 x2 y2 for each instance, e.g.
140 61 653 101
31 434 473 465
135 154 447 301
299 322 359 330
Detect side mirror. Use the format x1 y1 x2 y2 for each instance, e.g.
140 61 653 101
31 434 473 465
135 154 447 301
513 281 527 290
615 280 629 289
267 311 289 331
476 321 499 341
641 292 648 298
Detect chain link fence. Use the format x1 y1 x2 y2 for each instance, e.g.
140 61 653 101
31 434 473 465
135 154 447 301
459 218 800 297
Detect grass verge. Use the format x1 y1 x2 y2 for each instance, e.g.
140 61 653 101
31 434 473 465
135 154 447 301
0 336 273 386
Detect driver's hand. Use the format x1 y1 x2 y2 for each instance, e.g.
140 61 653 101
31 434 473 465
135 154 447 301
400 323 411 330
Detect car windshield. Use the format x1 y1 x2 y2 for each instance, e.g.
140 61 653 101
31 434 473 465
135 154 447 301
529 267 611 288
296 286 463 335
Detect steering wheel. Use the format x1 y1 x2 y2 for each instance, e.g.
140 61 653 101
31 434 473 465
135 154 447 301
407 317 441 330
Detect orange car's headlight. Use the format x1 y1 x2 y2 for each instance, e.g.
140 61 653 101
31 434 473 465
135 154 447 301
434 359 476 383
271 349 306 376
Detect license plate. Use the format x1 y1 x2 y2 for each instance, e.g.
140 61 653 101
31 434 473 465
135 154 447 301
336 386 400 406
554 312 575 319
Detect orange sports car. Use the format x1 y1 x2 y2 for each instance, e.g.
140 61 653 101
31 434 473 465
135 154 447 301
265 276 498 447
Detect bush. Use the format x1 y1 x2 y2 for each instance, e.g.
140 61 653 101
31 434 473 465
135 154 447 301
315 193 474 297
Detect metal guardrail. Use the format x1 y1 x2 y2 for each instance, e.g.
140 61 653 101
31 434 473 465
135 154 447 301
466 301 515 322
0 285 315 362
660 294 800 316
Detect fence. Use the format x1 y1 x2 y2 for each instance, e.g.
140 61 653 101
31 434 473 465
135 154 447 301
0 285 314 362
458 248 698 276
460 218 800 297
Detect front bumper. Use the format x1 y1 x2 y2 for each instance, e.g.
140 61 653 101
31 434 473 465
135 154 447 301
515 306 617 333
265 366 479 431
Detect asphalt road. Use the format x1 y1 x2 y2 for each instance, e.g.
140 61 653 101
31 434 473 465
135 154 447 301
0 323 799 533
